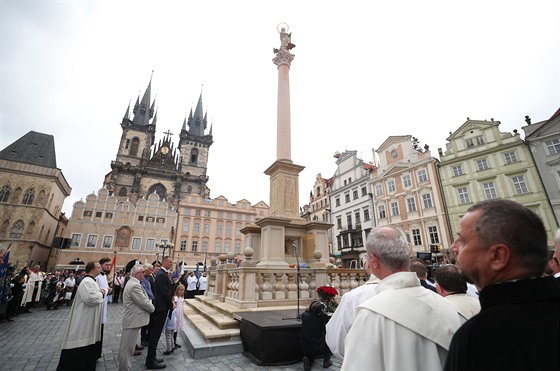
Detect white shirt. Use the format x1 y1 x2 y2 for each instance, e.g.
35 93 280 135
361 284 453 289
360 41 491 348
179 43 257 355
342 272 460 371
186 276 198 291
325 277 379 360
64 277 75 288
199 275 207 291
96 272 109 324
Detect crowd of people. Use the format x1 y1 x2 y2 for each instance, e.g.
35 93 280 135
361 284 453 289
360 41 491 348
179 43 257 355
300 199 560 370
2 198 560 370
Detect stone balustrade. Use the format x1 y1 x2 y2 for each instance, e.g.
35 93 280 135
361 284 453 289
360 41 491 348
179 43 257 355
205 257 368 309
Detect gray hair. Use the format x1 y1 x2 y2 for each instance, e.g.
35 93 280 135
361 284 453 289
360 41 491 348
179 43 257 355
143 263 153 270
131 265 144 276
366 226 409 271
554 229 560 244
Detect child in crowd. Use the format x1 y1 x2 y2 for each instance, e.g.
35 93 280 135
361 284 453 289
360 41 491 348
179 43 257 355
163 284 185 355
172 284 185 349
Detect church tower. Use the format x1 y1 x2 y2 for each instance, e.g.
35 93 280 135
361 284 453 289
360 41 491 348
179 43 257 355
104 78 213 208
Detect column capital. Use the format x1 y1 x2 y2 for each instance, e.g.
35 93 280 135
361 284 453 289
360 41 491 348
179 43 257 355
272 49 295 67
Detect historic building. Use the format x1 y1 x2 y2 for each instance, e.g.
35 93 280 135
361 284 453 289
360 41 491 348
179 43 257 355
55 189 178 270
371 136 451 259
438 118 557 247
522 108 560 225
329 150 376 267
175 194 269 266
0 131 71 270
301 174 333 253
103 78 213 208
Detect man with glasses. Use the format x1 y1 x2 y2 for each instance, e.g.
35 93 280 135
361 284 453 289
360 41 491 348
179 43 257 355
118 264 154 371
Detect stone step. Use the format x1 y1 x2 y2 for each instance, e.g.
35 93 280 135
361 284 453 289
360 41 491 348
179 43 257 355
184 298 240 329
181 305 243 359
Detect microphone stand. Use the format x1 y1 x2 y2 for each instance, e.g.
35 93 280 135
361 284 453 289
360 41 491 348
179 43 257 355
283 244 302 321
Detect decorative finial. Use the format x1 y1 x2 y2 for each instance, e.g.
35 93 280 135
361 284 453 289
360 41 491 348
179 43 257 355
273 22 295 54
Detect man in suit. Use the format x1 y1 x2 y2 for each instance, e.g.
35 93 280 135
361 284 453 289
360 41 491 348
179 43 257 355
145 256 174 369
118 264 154 371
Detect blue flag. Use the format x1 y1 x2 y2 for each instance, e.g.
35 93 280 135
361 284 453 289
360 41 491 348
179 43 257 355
195 263 200 280
203 254 207 273
0 250 10 302
172 261 179 279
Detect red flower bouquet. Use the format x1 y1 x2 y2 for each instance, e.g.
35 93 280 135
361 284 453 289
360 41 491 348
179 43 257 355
317 285 338 313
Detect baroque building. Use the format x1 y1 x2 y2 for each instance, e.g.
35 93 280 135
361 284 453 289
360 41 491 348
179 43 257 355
371 136 451 259
438 118 557 247
175 194 269 266
329 150 376 267
522 108 560 225
103 78 213 208
0 131 71 270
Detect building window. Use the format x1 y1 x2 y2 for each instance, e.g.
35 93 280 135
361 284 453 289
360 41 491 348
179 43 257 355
119 187 127 197
138 215 144 221
180 240 187 251
195 209 201 216
236 227 241 236
422 194 433 209
391 201 399 216
130 137 139 156
235 243 241 253
407 197 417 212
102 236 113 248
346 214 352 230
86 234 98 248
215 242 222 253
353 190 359 200
417 169 427 183
545 139 560 155
375 184 383 197
105 212 113 218
202 241 208 252
83 211 92 217
217 224 223 235
22 188 35 205
379 205 386 219
194 222 200 233
476 159 489 171
10 220 25 238
466 138 474 148
191 241 198 252
402 175 411 188
95 211 102 218
146 238 155 251
363 208 370 221
512 175 528 194
452 165 463 176
70 233 82 247
337 217 342 229
224 242 231 253
146 217 154 222
428 226 440 244
129 237 140 250
475 135 484 145
156 217 165 223
361 186 367 196
345 193 350 203
204 223 210 234
503 152 517 164
458 187 470 204
335 198 341 207
226 225 231 235
0 184 11 202
182 221 189 232
205 210 211 217
412 229 422 246
483 182 497 199
387 180 396 193
184 209 191 216
355 211 361 224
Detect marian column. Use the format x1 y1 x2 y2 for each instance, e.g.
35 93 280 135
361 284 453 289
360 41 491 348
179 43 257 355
265 24 305 219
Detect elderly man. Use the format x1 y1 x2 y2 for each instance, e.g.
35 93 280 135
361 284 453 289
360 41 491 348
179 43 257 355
57 262 105 371
433 264 480 323
445 199 560 370
118 264 155 371
22 265 44 311
342 226 460 371
140 263 155 347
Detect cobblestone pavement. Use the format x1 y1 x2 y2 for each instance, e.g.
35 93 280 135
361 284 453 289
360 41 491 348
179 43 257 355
0 302 342 371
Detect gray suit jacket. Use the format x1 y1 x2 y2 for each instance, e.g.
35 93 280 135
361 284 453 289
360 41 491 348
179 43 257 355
122 277 155 329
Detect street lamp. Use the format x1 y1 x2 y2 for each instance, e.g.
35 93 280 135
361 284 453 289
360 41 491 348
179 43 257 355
156 241 174 260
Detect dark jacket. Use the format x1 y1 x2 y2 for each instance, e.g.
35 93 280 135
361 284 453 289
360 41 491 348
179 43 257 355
444 276 560 371
153 268 173 313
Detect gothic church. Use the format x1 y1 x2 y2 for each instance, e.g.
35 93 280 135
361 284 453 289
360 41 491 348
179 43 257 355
103 78 213 208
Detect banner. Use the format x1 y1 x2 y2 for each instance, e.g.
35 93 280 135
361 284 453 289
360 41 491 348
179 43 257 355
172 261 179 279
180 258 185 275
0 250 10 302
195 262 200 280
203 254 207 273
108 254 117 283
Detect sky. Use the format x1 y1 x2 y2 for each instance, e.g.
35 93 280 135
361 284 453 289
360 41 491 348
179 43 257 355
1 0 559 214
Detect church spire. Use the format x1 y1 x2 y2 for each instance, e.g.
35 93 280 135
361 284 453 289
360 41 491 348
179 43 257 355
187 92 206 136
132 74 155 126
